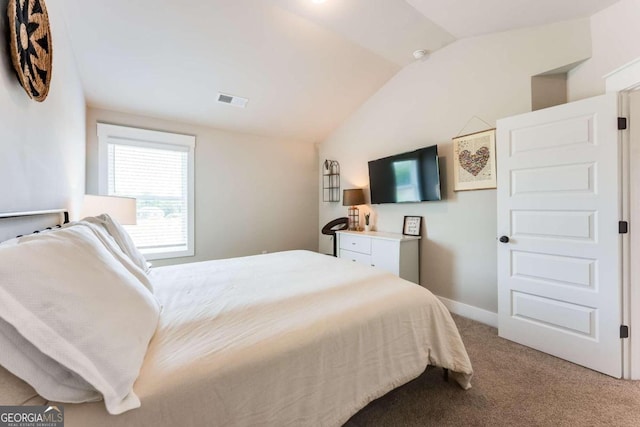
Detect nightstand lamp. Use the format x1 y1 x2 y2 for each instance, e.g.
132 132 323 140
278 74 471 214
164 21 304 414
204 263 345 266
81 194 137 225
343 188 365 231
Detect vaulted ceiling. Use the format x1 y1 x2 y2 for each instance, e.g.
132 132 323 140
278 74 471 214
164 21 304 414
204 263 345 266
58 0 619 142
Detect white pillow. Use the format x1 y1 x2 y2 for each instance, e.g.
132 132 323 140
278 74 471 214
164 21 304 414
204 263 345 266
82 214 149 274
0 225 160 414
64 221 154 293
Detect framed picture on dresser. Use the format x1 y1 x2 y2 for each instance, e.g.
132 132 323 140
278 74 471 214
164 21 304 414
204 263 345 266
403 216 422 236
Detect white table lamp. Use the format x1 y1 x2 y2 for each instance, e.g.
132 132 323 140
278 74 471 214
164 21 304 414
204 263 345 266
81 195 137 225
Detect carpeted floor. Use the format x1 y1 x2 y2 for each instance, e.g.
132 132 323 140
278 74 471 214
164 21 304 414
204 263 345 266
345 314 640 427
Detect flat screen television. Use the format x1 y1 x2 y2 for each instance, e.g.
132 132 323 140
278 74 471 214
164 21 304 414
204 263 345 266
368 145 441 204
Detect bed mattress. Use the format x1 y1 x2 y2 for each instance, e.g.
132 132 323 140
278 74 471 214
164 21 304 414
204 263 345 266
49 250 472 426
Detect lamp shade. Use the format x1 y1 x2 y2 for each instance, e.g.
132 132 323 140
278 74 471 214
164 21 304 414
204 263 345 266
343 189 365 206
81 195 137 225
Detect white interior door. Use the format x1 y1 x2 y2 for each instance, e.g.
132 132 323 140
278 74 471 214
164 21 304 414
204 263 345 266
497 93 622 377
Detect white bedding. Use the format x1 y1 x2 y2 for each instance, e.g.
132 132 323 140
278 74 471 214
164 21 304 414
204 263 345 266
56 250 472 426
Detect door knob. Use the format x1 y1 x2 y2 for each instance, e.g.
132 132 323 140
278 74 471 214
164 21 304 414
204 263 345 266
499 236 510 243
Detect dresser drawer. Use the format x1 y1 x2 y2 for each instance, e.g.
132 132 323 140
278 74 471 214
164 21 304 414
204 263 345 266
339 234 371 254
339 249 372 265
336 230 420 284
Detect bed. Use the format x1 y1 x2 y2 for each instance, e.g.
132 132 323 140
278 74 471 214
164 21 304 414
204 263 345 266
0 210 473 427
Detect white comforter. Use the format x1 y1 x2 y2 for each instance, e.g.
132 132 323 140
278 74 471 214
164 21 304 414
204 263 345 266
61 250 472 426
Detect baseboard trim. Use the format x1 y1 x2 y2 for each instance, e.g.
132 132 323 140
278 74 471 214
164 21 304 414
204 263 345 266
436 295 498 328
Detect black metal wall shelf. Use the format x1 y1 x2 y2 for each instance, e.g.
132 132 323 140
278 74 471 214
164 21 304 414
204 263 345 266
323 160 340 202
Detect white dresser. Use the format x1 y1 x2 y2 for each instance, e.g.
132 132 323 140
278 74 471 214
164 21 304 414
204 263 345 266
336 230 420 283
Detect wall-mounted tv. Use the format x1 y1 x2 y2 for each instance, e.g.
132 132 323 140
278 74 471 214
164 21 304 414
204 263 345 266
368 145 441 204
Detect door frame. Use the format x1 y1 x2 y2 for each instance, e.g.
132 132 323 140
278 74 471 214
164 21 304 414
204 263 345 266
605 57 640 379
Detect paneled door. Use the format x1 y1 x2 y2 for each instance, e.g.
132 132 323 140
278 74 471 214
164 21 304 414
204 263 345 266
496 93 622 377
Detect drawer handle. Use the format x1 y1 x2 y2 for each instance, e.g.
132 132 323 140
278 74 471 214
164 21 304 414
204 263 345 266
352 242 356 245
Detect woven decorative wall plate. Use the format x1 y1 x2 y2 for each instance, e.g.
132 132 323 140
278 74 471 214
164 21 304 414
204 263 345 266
7 0 53 102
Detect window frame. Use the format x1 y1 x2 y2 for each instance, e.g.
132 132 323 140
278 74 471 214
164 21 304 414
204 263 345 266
97 123 196 260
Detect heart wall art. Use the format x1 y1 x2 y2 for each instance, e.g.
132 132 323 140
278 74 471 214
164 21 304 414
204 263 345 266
452 129 497 191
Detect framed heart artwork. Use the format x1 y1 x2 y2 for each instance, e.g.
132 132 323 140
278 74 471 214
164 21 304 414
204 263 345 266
452 129 497 191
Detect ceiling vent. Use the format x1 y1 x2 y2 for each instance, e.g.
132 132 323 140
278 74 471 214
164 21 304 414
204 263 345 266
217 92 249 108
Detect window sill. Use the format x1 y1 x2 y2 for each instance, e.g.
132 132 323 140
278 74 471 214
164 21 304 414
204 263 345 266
141 246 194 261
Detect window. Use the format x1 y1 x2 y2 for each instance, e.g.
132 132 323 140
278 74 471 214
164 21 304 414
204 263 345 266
97 123 195 260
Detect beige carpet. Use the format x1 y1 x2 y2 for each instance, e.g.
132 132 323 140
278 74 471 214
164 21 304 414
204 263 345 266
345 314 640 427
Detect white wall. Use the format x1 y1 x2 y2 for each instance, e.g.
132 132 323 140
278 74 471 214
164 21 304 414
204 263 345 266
86 108 319 266
531 74 567 111
319 20 591 314
0 1 85 214
568 0 640 101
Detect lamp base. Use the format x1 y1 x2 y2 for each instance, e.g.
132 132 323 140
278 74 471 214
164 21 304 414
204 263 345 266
347 206 359 231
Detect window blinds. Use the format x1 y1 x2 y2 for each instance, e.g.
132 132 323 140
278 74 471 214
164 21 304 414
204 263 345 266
107 143 189 252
